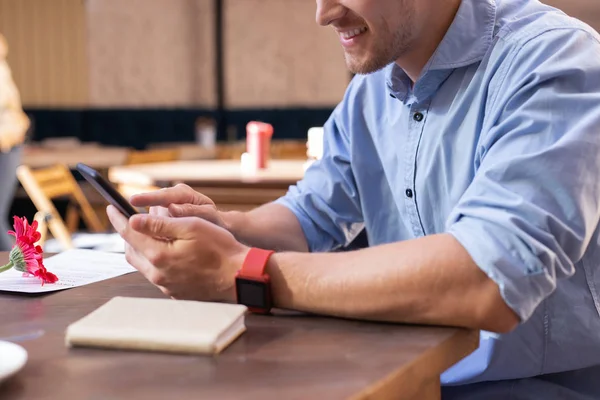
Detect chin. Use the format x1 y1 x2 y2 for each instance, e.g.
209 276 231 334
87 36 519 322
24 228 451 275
345 60 371 75
345 54 390 75
346 62 386 76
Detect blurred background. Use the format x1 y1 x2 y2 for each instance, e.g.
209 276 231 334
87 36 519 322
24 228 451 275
0 0 351 145
0 0 598 252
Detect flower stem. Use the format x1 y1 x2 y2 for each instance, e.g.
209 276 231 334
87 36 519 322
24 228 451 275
0 260 13 273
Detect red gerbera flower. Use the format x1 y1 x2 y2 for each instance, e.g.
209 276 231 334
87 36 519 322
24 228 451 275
8 215 41 246
0 216 58 285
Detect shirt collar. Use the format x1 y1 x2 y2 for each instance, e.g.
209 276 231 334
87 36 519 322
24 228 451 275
386 0 497 103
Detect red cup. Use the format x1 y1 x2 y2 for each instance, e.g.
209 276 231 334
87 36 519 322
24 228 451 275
246 121 273 169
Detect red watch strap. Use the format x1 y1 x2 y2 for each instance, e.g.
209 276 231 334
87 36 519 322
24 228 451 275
240 248 275 277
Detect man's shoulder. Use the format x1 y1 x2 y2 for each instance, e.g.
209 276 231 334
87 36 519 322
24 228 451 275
494 1 600 51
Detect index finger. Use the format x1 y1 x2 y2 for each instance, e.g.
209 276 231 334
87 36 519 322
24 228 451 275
130 184 204 208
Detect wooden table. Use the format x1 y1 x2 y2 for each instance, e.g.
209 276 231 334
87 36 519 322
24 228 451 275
22 143 131 169
109 159 308 211
22 142 217 170
0 252 478 400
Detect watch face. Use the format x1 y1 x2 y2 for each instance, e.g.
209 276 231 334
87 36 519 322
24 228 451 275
235 277 270 309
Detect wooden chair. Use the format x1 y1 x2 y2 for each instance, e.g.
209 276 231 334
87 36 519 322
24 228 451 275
124 148 179 165
16 164 106 250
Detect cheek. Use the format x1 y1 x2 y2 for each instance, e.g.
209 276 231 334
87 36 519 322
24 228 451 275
373 0 414 33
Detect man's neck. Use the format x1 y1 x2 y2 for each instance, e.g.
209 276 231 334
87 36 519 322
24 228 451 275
396 0 462 83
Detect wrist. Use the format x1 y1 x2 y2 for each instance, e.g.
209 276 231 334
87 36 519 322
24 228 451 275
219 210 240 233
234 247 275 314
223 243 250 302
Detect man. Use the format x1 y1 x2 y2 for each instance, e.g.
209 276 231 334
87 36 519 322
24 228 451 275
108 0 600 398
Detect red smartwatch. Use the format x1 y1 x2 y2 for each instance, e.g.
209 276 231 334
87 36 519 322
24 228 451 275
235 248 275 314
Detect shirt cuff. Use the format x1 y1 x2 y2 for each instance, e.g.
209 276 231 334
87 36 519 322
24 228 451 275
448 217 556 322
273 195 335 253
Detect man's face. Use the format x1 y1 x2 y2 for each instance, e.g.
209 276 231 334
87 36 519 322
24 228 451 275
316 0 418 75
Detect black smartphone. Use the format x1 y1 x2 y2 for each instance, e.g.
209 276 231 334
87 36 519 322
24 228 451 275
76 163 139 218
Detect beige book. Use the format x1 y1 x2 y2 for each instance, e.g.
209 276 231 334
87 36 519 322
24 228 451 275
65 296 248 355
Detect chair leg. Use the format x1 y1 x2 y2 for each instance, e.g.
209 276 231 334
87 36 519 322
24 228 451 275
33 211 50 247
65 203 80 233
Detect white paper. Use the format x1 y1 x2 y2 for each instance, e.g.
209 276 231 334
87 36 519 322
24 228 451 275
43 233 125 254
0 249 136 293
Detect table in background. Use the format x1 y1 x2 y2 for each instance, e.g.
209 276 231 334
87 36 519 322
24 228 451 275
22 143 131 170
109 159 308 211
22 142 217 170
0 252 479 400
18 143 218 220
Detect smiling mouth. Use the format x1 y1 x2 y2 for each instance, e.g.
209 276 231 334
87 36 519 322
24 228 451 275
339 26 368 40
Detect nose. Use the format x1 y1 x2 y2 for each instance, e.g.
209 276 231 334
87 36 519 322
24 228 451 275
315 0 345 26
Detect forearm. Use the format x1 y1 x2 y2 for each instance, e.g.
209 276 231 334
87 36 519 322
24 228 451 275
266 233 520 333
221 203 309 252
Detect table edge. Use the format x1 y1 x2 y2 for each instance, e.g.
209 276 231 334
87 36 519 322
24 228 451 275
351 328 480 400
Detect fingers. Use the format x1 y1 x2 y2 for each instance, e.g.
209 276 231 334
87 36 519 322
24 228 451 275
168 203 221 224
130 184 211 208
124 243 171 295
150 206 170 217
107 205 168 256
106 204 129 233
123 243 154 277
128 213 201 240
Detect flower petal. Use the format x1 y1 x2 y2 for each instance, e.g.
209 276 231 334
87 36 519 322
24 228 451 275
9 216 41 245
34 268 58 285
43 271 58 284
12 216 25 237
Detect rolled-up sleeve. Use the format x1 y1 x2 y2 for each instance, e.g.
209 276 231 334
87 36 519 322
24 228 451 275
447 29 600 322
275 105 364 253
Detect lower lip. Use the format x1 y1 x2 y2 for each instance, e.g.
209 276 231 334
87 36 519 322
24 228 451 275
340 31 367 48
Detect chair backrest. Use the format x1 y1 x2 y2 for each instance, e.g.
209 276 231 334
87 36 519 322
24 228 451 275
16 164 105 250
124 148 179 165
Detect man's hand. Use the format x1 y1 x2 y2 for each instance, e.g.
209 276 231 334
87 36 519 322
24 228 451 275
107 204 249 302
130 184 229 230
129 183 310 253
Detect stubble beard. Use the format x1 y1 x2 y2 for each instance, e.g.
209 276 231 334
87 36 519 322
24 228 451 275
345 7 414 75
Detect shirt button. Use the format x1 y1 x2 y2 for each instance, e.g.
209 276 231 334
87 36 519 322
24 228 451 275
405 188 413 198
413 112 424 122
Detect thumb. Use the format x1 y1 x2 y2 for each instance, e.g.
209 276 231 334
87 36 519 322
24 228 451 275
129 214 200 240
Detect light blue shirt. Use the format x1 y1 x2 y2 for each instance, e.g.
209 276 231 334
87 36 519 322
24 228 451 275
276 0 600 398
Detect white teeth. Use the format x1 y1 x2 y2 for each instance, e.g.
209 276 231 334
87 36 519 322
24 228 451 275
341 27 367 40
